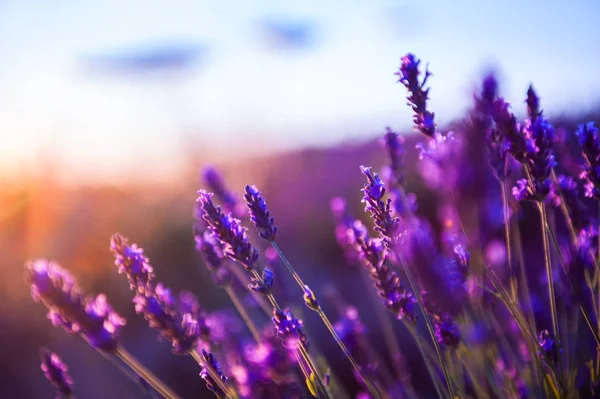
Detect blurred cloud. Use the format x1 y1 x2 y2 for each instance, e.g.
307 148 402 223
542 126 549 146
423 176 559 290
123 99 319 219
80 41 209 77
257 18 317 50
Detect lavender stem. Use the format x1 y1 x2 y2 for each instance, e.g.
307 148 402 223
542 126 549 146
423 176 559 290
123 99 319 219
223 285 262 343
394 250 455 399
115 347 181 399
500 181 517 300
538 203 563 375
270 242 382 399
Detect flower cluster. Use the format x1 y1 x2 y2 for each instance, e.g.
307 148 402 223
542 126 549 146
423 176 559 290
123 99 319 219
40 349 73 398
197 190 259 270
26 260 125 352
395 53 436 137
244 184 278 242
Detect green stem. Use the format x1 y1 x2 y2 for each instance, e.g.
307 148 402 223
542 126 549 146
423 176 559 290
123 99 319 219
539 203 563 378
395 251 455 399
224 285 262 344
404 322 446 399
317 309 382 399
116 347 181 399
500 181 516 300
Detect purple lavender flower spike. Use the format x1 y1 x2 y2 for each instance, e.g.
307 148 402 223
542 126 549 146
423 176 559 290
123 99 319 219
526 85 541 123
512 178 534 201
248 267 274 295
199 349 229 398
202 166 240 216
110 234 155 294
302 285 319 311
492 98 528 163
395 53 436 137
348 221 418 322
26 260 125 352
432 313 461 349
383 127 405 189
197 190 259 270
134 283 201 355
576 122 600 199
514 116 556 202
244 185 278 242
272 308 309 348
40 349 73 398
360 166 400 248
194 229 231 286
538 329 558 366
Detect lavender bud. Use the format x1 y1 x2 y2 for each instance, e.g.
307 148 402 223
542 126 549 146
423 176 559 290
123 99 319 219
134 283 201 355
26 260 125 352
538 329 558 366
40 349 73 398
576 122 600 199
197 190 259 270
110 234 154 294
382 127 405 189
302 285 320 311
248 267 274 295
521 116 556 201
193 228 231 286
526 85 541 123
492 98 528 163
244 185 278 242
272 308 309 348
432 313 461 349
199 349 229 398
360 166 400 248
395 53 436 137
202 166 242 217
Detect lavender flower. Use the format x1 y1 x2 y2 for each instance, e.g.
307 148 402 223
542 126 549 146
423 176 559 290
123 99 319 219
202 165 242 217
248 267 274 295
302 285 319 311
197 190 259 270
199 349 229 398
576 122 600 199
348 221 418 322
517 116 556 201
110 234 154 294
360 166 400 248
432 313 461 349
382 127 405 189
538 329 558 366
40 349 73 398
134 283 201 355
395 53 436 137
526 85 541 123
272 308 309 348
244 185 278 242
492 98 528 163
194 228 231 286
26 260 125 352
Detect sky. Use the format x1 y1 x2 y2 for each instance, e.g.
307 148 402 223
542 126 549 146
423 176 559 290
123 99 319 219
0 0 599 182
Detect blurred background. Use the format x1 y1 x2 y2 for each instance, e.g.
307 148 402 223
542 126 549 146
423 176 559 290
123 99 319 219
1 1 600 397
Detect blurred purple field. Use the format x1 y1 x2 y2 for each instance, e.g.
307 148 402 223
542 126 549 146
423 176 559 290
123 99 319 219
3 3 600 399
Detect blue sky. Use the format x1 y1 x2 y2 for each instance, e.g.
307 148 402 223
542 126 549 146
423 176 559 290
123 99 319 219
0 0 599 181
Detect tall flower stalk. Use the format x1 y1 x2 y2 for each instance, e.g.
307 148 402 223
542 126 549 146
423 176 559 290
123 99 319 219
358 166 456 398
26 259 179 399
196 191 330 398
243 184 383 399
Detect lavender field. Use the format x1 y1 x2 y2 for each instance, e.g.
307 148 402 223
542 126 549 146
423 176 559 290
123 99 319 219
3 46 600 398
